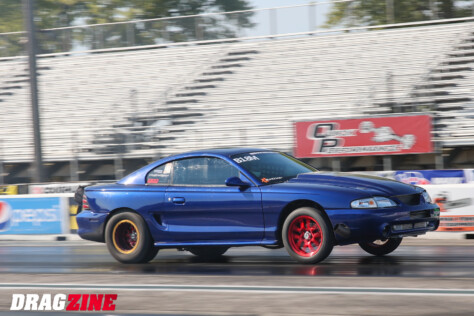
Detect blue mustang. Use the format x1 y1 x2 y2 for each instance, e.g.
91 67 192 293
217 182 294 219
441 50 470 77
77 148 440 264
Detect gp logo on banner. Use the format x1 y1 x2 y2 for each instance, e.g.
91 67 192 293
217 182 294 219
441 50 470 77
294 115 432 158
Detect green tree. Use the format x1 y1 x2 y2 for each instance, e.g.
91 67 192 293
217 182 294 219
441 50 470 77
0 0 254 56
0 0 26 56
78 0 255 49
325 0 473 28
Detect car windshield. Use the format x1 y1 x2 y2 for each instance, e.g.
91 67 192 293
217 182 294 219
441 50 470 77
231 152 317 184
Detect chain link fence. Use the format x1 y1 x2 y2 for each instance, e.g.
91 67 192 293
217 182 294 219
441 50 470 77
3 0 473 58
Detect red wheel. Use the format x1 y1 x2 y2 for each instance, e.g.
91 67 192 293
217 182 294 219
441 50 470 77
288 215 323 257
283 207 334 264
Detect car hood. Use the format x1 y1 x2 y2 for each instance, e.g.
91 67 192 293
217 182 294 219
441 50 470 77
287 172 422 196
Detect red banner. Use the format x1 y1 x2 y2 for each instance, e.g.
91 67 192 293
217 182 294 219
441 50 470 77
294 115 432 158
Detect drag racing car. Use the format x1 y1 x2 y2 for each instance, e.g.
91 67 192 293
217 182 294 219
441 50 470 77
77 148 440 264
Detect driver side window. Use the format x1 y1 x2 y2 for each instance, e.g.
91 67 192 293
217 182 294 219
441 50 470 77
172 157 239 186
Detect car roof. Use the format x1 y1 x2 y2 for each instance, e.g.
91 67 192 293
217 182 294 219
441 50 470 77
177 147 272 157
116 148 274 185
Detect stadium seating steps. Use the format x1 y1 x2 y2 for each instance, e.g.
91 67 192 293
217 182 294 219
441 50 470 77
0 21 474 162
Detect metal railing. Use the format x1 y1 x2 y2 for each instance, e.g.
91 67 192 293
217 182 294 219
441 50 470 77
2 0 473 58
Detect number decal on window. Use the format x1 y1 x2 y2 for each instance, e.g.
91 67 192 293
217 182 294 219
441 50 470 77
233 155 260 164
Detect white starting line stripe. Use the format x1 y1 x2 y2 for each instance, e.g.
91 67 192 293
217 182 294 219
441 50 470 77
1 284 474 296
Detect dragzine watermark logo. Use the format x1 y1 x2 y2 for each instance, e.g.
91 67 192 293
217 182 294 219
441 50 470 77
307 121 416 154
10 294 117 311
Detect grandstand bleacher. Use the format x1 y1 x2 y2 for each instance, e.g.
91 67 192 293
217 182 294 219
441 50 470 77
1 20 474 182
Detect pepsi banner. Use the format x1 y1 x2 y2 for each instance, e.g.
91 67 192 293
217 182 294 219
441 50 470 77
0 197 66 234
294 115 432 158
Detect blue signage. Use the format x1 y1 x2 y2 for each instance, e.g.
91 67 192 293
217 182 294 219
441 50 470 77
0 197 64 234
394 170 466 185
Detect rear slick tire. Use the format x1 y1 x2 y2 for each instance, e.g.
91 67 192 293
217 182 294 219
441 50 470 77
282 207 334 264
144 247 159 262
358 237 403 256
105 211 157 264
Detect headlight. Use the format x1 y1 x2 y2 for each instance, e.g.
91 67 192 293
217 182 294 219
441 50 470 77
422 191 432 203
351 198 376 208
374 196 398 208
351 196 397 209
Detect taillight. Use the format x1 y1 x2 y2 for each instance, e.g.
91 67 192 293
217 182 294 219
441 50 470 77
82 195 90 210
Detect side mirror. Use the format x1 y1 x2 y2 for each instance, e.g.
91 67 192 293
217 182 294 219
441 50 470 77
225 177 250 188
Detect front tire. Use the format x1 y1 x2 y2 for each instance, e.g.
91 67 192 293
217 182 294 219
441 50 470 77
358 237 403 256
144 247 159 262
187 246 228 258
282 207 334 264
105 211 157 264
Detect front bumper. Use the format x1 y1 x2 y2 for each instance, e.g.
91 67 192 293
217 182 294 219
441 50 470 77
327 204 440 245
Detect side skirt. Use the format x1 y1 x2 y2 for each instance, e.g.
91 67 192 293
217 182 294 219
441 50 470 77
154 239 278 248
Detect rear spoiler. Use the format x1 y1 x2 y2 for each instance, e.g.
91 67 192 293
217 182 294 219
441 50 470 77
74 185 88 204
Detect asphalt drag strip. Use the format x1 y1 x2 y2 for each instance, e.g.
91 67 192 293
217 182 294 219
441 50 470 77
2 240 474 314
2 283 474 297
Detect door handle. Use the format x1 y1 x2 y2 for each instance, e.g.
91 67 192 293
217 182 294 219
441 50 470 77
172 197 185 204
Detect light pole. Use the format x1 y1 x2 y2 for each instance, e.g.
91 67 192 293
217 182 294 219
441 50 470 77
23 0 44 183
